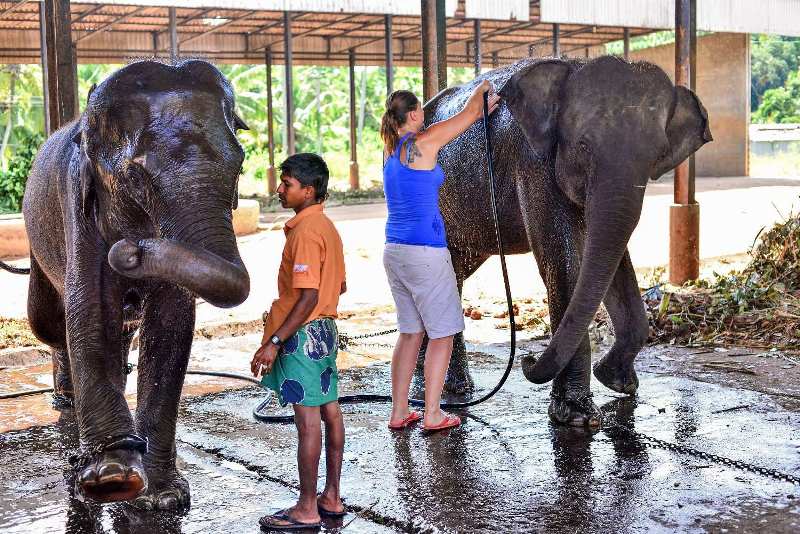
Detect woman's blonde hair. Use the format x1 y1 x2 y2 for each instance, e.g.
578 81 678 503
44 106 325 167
380 90 420 154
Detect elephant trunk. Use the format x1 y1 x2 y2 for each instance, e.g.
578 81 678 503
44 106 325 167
523 164 646 383
107 237 250 308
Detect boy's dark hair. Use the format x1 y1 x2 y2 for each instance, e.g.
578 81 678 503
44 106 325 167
280 153 329 202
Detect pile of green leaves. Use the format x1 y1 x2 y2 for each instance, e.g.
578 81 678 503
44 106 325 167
647 211 800 349
0 129 42 213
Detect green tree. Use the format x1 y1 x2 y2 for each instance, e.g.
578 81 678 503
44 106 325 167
750 34 800 111
752 70 800 123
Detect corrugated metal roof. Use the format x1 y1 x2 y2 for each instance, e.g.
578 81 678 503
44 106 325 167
465 0 530 21
76 0 459 17
541 0 800 37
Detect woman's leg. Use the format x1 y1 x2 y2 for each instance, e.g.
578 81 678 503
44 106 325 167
390 332 425 422
423 334 455 427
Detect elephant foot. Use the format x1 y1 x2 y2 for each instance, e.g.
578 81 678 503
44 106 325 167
72 436 148 503
131 468 190 513
443 365 475 395
52 390 74 411
593 357 639 395
548 392 602 429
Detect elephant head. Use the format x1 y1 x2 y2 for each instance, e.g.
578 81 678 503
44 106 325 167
499 56 711 383
73 60 250 308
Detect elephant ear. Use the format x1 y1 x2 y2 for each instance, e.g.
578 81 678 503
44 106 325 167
651 86 713 179
498 60 572 157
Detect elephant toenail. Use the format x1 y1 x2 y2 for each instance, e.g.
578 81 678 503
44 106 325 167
159 493 179 509
97 463 123 479
78 467 97 484
134 497 154 511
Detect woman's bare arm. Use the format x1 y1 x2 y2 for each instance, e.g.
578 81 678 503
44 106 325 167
416 80 500 158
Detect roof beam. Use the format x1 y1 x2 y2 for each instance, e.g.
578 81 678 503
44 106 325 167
0 0 32 21
75 6 149 44
179 10 257 46
71 4 104 25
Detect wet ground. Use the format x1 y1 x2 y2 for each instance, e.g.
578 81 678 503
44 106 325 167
1 334 799 533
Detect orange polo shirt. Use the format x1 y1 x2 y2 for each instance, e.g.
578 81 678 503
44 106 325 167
262 203 346 343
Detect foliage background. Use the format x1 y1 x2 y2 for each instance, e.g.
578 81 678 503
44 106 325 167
0 34 799 213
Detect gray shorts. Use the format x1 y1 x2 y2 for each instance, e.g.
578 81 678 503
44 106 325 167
383 243 465 339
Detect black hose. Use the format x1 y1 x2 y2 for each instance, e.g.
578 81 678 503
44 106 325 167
253 90 517 423
0 260 31 275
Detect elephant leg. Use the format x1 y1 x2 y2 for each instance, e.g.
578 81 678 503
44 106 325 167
25 258 72 409
132 285 194 512
414 248 489 395
517 191 601 428
593 251 648 395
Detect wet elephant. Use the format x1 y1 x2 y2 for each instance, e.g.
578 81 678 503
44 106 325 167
15 60 250 510
425 56 711 426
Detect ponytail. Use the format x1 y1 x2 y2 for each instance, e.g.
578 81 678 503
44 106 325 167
380 90 420 154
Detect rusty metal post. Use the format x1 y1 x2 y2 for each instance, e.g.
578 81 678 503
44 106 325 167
473 18 481 76
552 23 560 57
348 49 359 190
385 14 393 96
283 10 295 156
421 0 447 103
40 0 76 135
669 0 699 284
623 27 630 60
169 6 178 64
265 48 277 194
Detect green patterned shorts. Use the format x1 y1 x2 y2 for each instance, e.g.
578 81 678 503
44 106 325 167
260 317 339 407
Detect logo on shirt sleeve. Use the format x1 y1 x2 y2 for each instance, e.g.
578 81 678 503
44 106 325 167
293 264 310 274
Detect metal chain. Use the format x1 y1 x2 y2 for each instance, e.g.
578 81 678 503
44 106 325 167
606 422 800 485
337 328 398 351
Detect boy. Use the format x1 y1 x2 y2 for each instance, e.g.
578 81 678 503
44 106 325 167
251 153 347 531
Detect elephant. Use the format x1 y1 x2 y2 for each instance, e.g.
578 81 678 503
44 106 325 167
424 56 711 426
0 60 250 510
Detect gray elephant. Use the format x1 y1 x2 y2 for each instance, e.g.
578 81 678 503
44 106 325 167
425 56 711 426
0 60 250 510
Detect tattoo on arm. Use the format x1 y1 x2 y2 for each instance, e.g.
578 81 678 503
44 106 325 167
406 140 423 165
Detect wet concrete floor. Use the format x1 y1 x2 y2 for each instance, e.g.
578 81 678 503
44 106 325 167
1 339 799 533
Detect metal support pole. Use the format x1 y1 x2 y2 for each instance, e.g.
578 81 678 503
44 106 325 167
492 51 498 68
552 23 560 57
528 44 535 57
421 0 447 103
264 48 277 194
348 49 359 191
283 11 295 156
473 19 481 76
169 6 178 64
39 1 50 135
384 14 393 96
623 27 630 60
669 0 699 284
40 0 76 135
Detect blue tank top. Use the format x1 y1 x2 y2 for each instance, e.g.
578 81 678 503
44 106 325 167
383 133 448 247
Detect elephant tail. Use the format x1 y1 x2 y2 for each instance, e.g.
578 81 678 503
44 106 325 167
0 261 30 275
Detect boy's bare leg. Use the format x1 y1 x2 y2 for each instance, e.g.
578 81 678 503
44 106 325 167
318 401 345 513
288 404 322 523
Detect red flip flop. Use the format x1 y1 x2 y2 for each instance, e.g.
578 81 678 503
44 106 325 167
422 414 461 433
388 411 422 430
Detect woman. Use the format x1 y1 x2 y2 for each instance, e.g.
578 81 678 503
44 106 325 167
381 81 500 432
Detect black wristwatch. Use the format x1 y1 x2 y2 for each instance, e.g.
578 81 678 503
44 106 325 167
269 334 283 347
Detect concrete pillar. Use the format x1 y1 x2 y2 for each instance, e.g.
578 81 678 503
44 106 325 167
283 11 295 156
623 27 631 60
552 23 560 57
169 6 178 64
40 0 76 135
348 49 359 191
385 14 393 96
264 48 277 194
670 0 699 284
421 0 447 103
473 19 482 76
